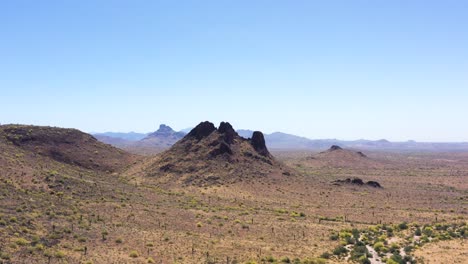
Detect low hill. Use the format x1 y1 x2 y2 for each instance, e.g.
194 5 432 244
304 145 384 168
131 121 291 186
0 124 135 172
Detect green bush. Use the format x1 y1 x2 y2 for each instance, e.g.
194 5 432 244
15 238 30 246
332 245 348 256
55 251 66 258
398 222 408 230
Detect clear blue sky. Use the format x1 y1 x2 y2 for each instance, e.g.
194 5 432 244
1 1 467 142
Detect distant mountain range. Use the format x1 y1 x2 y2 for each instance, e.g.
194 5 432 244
93 131 148 141
93 125 468 154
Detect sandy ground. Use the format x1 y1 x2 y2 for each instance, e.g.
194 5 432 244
414 239 468 264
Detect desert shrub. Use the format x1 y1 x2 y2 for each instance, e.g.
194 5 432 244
147 257 155 263
319 252 331 259
388 253 405 264
339 230 352 240
55 250 66 258
404 245 413 253
415 228 422 236
15 238 29 246
0 252 11 260
329 233 339 241
422 226 433 237
129 250 139 258
302 258 327 264
389 243 400 253
265 256 276 262
398 222 408 230
35 243 45 251
350 245 369 260
280 256 291 263
115 237 123 243
373 241 386 252
345 236 356 245
332 245 348 256
358 255 371 264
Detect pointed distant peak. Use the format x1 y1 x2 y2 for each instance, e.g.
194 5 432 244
329 145 343 151
157 124 175 133
187 121 216 140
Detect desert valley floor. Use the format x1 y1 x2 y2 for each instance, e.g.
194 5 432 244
0 124 467 264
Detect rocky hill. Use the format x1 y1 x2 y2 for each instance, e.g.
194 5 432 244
0 125 135 172
304 145 384 168
133 121 291 186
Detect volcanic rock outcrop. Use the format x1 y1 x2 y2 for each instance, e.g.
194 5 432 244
139 121 288 186
333 177 383 188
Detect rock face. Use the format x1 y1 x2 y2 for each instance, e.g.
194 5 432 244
251 131 269 156
140 121 287 186
218 122 236 144
187 121 217 140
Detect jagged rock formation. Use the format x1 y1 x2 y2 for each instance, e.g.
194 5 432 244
251 131 270 156
333 177 383 188
186 121 216 140
136 121 289 186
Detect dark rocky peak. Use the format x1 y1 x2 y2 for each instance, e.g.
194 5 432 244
217 122 238 144
187 121 216 140
251 131 269 156
329 145 343 151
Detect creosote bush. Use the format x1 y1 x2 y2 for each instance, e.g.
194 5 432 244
129 250 139 258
